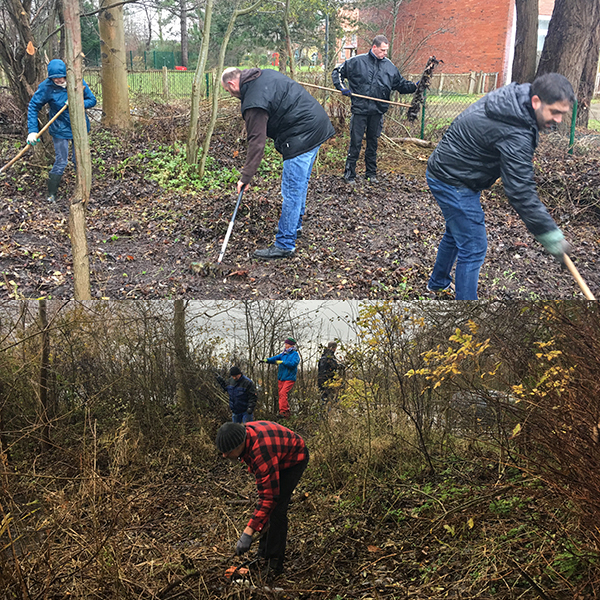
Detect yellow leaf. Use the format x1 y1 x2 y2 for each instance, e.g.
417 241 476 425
467 517 474 529
511 423 522 437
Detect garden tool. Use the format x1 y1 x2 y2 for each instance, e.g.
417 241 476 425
218 189 244 264
0 103 68 174
564 255 595 300
299 81 412 108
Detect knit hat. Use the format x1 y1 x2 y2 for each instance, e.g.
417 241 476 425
229 366 242 377
284 337 296 346
216 422 246 453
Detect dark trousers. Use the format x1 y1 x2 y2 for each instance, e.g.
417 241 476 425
258 453 309 569
344 113 384 180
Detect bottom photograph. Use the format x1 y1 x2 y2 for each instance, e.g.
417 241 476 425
0 299 598 599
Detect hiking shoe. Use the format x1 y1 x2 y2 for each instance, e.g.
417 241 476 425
260 558 284 579
343 176 356 186
426 283 454 298
365 175 379 183
47 195 56 203
253 246 294 260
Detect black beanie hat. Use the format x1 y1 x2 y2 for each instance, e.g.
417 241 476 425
216 422 246 453
229 366 242 377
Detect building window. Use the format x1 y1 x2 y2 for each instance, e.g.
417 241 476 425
537 17 551 52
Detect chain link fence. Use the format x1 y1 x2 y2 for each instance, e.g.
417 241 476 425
83 67 583 146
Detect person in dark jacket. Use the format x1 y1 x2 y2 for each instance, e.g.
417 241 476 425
27 59 97 202
216 420 309 578
332 35 417 184
317 342 340 407
221 67 335 260
426 72 575 300
260 337 300 418
216 366 258 423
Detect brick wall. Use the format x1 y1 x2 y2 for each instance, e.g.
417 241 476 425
357 0 555 85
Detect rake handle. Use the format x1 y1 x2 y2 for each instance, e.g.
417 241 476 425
299 81 412 109
564 255 595 300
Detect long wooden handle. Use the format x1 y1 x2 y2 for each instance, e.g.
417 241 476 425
299 81 412 108
0 103 69 174
564 255 596 300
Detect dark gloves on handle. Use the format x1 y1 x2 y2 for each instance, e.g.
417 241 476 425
341 88 352 97
236 532 253 555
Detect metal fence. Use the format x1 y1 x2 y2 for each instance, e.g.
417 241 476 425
82 67 582 144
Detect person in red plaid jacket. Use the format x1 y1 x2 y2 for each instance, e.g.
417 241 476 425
216 420 309 577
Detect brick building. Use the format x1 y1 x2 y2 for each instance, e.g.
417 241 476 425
345 0 555 85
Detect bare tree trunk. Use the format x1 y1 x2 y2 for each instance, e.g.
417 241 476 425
63 0 92 300
536 0 600 95
199 0 262 178
99 0 132 130
180 0 188 68
187 0 214 166
512 0 538 83
576 11 600 128
0 0 47 112
174 299 193 423
283 0 295 80
38 299 51 453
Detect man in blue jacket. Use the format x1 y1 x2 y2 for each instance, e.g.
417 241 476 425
261 338 300 418
332 35 417 184
426 72 575 300
216 366 258 423
27 59 97 202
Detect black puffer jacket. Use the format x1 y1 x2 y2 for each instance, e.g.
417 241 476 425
240 68 335 160
332 51 417 115
427 82 558 236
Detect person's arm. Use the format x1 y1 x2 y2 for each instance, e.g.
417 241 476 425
246 380 258 414
332 63 351 95
392 70 417 95
281 351 300 368
498 133 569 260
83 81 97 109
238 107 269 188
27 87 47 134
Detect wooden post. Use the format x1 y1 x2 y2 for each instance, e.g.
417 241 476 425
468 71 476 94
163 65 169 99
438 73 445 94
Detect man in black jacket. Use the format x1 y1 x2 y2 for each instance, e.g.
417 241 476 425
317 342 340 407
221 67 335 260
216 366 258 423
332 35 417 184
426 72 574 300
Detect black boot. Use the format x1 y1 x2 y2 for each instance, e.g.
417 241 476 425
47 173 62 202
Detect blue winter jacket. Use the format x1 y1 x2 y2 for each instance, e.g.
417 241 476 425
27 59 97 140
267 348 300 382
217 374 258 415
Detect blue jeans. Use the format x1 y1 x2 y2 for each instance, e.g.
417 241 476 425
232 412 253 423
275 146 320 251
51 138 75 175
427 171 487 300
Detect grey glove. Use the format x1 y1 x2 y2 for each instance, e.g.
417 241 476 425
236 532 253 555
535 229 571 264
341 88 352 97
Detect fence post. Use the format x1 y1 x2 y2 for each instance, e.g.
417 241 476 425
438 73 445 94
163 66 169 99
569 99 578 155
205 72 210 98
468 71 476 94
129 50 133 70
420 88 427 140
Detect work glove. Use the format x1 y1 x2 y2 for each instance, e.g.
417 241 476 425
236 532 253 556
258 359 267 364
276 360 283 365
535 229 571 264
26 133 39 146
341 88 352 97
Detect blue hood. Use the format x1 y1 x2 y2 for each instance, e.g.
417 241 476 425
47 59 66 79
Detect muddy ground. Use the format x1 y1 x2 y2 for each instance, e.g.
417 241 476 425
1 98 599 300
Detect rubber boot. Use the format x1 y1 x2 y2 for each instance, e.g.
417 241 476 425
47 173 62 203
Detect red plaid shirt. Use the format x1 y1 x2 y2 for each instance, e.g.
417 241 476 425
240 421 308 531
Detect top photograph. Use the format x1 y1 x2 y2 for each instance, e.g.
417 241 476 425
0 0 598 301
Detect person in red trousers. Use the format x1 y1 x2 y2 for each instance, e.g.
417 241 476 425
261 338 299 418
